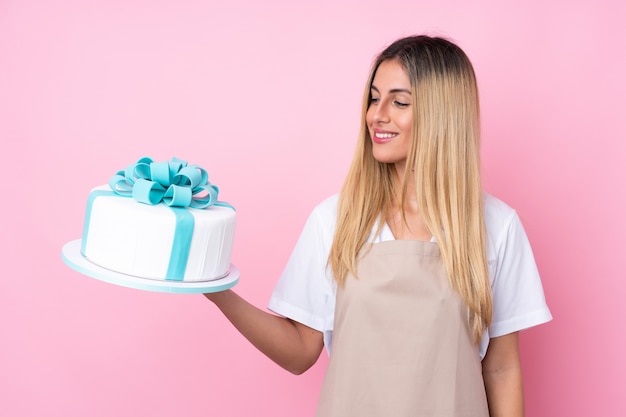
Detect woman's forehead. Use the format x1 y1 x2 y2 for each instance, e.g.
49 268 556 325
371 60 411 91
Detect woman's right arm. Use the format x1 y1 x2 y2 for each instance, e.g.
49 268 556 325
204 290 325 375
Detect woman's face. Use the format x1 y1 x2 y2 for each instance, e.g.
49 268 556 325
366 59 413 168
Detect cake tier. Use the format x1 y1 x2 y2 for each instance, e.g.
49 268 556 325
81 186 236 281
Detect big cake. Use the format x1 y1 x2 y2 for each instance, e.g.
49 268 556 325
80 157 236 282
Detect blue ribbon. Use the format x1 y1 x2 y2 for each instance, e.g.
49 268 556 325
109 156 231 210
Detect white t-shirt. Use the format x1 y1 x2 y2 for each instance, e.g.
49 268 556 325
268 193 552 359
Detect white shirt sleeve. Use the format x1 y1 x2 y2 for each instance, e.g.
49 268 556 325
267 196 337 335
487 200 553 338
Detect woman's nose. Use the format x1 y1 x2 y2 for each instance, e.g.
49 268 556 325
372 101 390 123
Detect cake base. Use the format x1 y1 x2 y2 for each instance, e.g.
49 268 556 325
62 239 239 294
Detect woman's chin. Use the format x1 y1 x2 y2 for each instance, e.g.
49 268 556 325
372 152 406 165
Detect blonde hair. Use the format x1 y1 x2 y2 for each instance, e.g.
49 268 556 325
329 35 492 343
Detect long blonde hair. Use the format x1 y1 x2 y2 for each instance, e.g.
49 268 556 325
328 35 492 342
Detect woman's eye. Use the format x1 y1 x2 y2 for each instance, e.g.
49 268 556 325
394 100 410 108
369 97 380 104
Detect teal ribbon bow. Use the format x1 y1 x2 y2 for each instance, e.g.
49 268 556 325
109 157 225 209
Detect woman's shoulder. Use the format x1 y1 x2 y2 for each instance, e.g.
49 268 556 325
484 193 517 221
483 193 523 246
295 194 340 240
311 193 340 220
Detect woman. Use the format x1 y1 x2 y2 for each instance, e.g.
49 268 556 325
205 35 551 416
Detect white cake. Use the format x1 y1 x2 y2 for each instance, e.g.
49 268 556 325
80 158 236 282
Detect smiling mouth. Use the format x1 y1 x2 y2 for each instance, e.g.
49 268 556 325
372 131 398 143
375 132 396 139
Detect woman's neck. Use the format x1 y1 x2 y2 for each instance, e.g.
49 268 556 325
393 163 417 209
389 164 431 241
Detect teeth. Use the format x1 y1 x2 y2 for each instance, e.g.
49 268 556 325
376 132 396 139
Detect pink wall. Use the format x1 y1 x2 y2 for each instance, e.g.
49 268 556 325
2 0 624 416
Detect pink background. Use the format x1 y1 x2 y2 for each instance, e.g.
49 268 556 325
1 0 624 416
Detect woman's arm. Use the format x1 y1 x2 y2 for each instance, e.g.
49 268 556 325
204 290 324 375
482 332 524 417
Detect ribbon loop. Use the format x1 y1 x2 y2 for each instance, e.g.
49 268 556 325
108 157 232 210
173 166 203 189
150 161 174 187
163 185 192 207
132 178 166 205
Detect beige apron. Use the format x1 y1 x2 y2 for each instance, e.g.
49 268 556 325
316 240 489 417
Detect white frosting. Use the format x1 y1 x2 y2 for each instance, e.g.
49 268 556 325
82 186 236 281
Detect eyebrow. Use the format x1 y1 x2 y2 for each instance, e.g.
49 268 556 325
370 85 412 95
